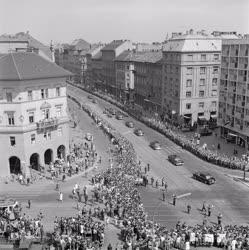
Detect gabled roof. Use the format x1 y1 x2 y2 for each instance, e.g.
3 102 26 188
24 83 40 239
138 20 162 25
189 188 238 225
0 52 72 81
92 51 102 60
71 39 90 51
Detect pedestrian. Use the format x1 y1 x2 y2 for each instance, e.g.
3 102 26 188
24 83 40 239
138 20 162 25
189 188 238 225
217 143 220 150
164 183 168 192
172 194 176 206
151 177 154 187
162 191 166 201
201 201 206 213
144 166 147 174
207 204 212 217
107 243 113 250
217 213 222 225
27 177 30 186
161 177 165 187
155 180 158 188
187 204 191 214
147 163 150 172
59 192 63 202
28 199 31 209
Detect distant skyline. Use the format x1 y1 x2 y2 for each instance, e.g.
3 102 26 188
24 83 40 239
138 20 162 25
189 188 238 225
0 0 248 45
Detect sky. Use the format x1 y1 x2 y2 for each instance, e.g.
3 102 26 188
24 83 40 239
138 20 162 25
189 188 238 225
0 0 248 45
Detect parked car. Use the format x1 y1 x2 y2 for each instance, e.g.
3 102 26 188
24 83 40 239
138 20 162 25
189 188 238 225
92 99 97 104
87 95 93 99
125 121 134 128
150 141 162 150
116 114 123 120
134 128 144 136
109 109 116 115
168 154 184 166
193 172 216 185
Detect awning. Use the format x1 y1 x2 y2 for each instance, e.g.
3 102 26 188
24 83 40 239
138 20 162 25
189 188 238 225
184 115 191 119
210 115 217 119
228 133 237 137
198 116 206 120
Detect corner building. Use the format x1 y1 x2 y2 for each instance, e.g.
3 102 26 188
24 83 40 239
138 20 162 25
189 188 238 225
162 31 221 126
218 38 249 148
0 52 72 177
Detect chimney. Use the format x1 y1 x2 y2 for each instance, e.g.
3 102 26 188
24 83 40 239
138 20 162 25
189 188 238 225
189 29 194 35
50 40 55 62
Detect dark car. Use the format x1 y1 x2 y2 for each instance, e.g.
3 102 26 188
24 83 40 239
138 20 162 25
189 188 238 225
168 154 184 166
125 121 134 128
193 172 216 185
92 99 97 104
150 141 162 150
87 95 93 99
109 109 116 115
116 114 123 120
134 128 144 136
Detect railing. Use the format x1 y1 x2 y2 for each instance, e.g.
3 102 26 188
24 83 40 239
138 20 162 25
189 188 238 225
36 117 58 131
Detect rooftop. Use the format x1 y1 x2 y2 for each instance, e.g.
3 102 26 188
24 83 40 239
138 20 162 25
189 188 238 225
0 52 72 81
102 40 129 51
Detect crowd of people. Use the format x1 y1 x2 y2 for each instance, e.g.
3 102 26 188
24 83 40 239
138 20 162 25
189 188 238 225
68 93 249 250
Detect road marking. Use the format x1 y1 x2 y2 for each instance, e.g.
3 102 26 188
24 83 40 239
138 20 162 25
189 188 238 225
176 192 191 199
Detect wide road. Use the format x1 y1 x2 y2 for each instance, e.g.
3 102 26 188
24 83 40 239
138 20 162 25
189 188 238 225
68 85 249 228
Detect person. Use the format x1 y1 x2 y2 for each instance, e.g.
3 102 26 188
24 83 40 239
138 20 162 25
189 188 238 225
207 204 212 217
201 201 206 213
28 199 31 209
217 143 221 150
151 177 154 187
162 191 165 201
172 194 176 206
107 243 113 250
155 179 158 188
217 213 222 225
161 177 165 187
187 204 191 214
59 192 63 202
164 182 168 192
147 163 150 172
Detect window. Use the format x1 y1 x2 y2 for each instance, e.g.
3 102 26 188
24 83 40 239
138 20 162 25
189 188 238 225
29 112 34 123
28 90 33 101
201 54 206 61
186 79 192 87
199 102 204 108
200 67 206 74
212 101 217 107
187 67 193 75
200 79 205 86
212 78 218 86
212 90 217 96
126 65 130 70
57 127 63 136
56 106 62 117
44 131 51 140
31 134 36 144
213 66 219 74
214 54 219 61
45 89 49 98
186 91 192 98
6 92 13 102
199 91 205 97
187 54 193 61
41 89 45 99
42 109 50 119
56 87 61 97
10 136 16 146
7 113 15 125
186 103 191 109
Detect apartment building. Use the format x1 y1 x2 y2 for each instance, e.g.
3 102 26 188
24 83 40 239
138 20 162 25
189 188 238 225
162 30 221 126
0 52 72 177
218 38 249 148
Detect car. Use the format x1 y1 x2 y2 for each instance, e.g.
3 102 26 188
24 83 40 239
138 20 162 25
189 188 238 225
199 127 212 136
125 121 134 128
85 133 93 141
109 109 116 115
168 154 184 166
87 95 93 99
134 128 144 136
107 113 113 118
193 172 216 185
92 99 97 104
116 114 123 120
150 141 162 150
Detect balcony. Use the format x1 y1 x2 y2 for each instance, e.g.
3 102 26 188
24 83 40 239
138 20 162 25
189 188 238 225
37 117 58 131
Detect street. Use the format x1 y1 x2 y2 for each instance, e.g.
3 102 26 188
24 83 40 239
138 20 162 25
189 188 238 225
68 85 249 228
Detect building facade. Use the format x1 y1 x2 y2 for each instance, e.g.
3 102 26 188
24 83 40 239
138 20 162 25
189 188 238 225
162 30 221 126
218 38 249 148
0 52 72 177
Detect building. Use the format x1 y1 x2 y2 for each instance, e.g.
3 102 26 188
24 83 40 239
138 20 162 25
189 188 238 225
115 50 163 112
0 31 53 61
54 39 91 85
0 52 72 177
100 40 133 95
218 38 249 148
134 42 162 52
162 30 221 126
